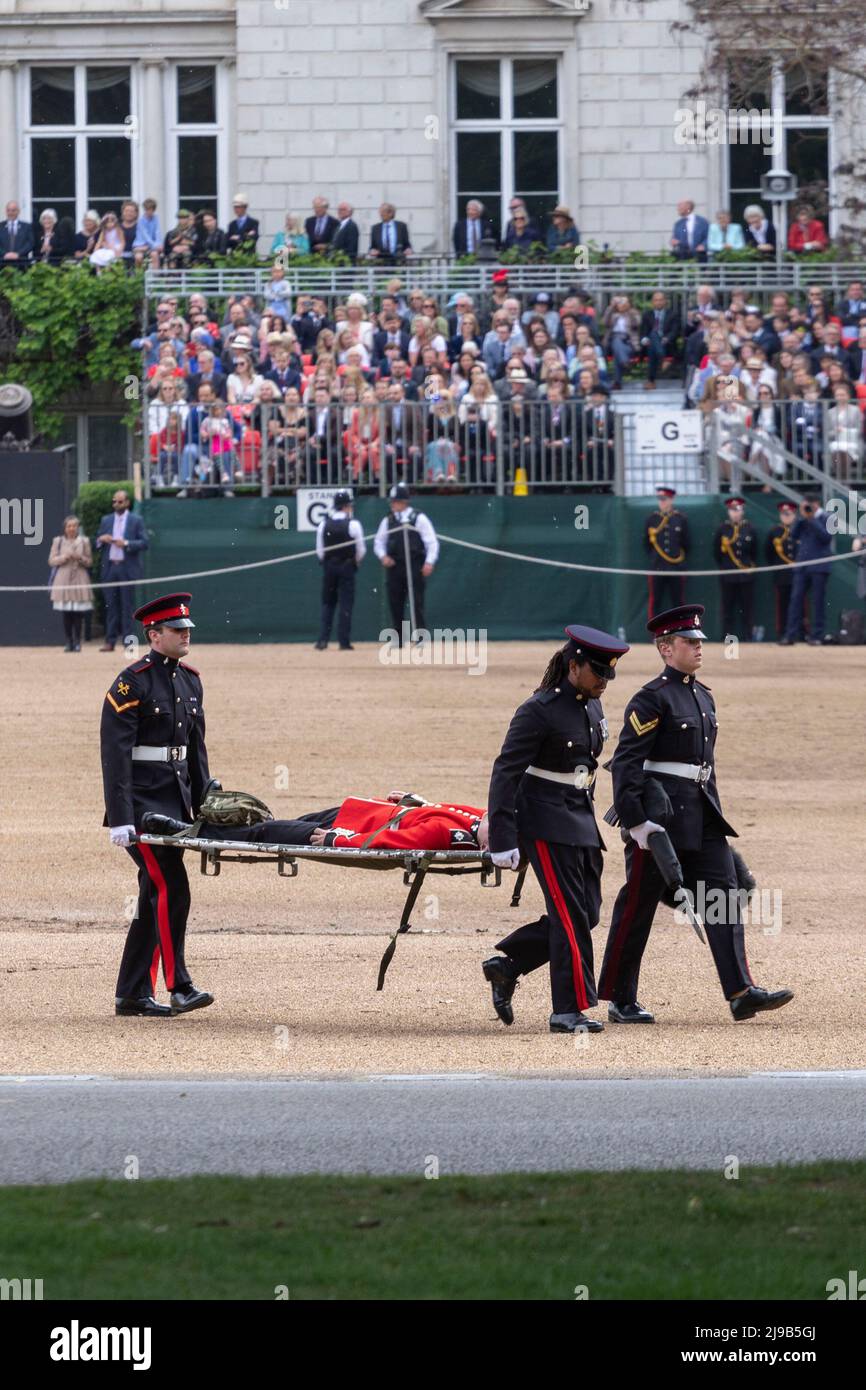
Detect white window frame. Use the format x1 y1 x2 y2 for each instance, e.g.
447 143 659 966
451 55 564 237
19 63 141 227
166 62 230 228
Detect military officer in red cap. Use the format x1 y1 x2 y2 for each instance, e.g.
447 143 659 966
482 625 630 1034
646 485 689 620
766 501 798 639
100 591 214 1017
713 496 757 640
598 603 792 1023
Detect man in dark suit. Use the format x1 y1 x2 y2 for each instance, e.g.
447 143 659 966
369 203 412 261
188 348 227 400
639 291 678 390
305 197 339 254
330 202 359 261
670 199 709 262
95 490 150 651
452 200 496 256
780 497 834 646
1 201 34 265
225 195 259 254
834 281 866 328
371 313 411 366
265 345 302 395
809 322 852 375
846 326 866 386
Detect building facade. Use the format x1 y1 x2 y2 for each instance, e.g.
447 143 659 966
0 0 850 257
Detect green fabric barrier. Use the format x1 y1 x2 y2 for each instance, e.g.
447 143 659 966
138 495 859 644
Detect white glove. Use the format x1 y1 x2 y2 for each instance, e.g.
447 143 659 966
629 821 665 851
491 849 521 870
109 825 136 848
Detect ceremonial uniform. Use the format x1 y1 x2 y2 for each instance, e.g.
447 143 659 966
598 605 754 1009
197 796 484 851
646 487 689 618
315 492 366 650
485 626 629 1029
766 503 797 639
100 593 211 1012
373 484 439 641
713 498 757 639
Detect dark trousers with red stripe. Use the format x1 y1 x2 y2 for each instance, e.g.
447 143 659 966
495 839 602 1014
598 832 753 1004
116 843 193 998
648 573 684 620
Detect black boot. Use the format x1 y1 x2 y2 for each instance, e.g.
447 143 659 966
482 956 519 1026
141 812 194 835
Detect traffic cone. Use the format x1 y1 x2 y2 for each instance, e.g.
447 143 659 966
513 466 529 496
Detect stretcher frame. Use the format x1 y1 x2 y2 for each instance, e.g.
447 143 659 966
135 834 506 989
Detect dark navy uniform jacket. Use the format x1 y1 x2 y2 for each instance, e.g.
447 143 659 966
645 508 689 571
100 653 210 828
611 665 735 854
487 683 608 852
713 520 757 574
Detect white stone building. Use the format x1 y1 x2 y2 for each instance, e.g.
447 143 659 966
0 0 844 257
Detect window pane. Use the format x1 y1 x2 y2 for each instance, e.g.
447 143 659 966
179 136 218 203
87 137 131 198
456 60 500 120
512 60 557 119
86 67 131 124
457 132 501 195
728 140 771 192
88 416 129 483
787 129 829 216
31 137 76 198
727 59 772 111
178 66 217 124
514 131 558 191
785 63 828 117
30 68 75 126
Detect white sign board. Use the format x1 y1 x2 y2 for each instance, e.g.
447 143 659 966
296 487 342 531
633 411 703 455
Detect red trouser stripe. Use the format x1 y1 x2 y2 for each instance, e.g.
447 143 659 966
149 944 161 995
139 844 176 992
535 839 588 1012
603 846 646 994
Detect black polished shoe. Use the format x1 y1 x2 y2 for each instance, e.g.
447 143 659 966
314 641 327 650
339 643 354 650
608 1000 655 1024
549 1012 604 1034
482 956 518 1025
170 987 215 1014
141 812 193 835
730 986 794 1022
115 995 173 1017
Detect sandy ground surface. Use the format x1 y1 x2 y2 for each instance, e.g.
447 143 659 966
2 641 864 1078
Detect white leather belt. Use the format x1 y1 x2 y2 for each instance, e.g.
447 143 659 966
643 759 711 785
527 764 596 790
132 745 188 762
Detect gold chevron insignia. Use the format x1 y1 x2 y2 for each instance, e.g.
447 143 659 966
629 711 659 736
117 680 130 695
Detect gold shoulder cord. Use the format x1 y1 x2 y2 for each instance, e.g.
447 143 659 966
720 522 751 571
648 512 684 565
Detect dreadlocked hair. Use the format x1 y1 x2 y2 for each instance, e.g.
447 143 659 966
536 644 571 692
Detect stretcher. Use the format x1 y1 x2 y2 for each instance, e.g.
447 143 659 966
136 834 508 988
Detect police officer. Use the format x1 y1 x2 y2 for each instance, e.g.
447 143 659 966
646 485 689 619
314 488 366 650
597 603 792 1023
373 483 439 642
713 496 757 640
766 500 797 640
100 592 214 1017
482 626 630 1034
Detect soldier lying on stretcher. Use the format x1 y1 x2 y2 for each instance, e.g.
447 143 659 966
141 786 490 853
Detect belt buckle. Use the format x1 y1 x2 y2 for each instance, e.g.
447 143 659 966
169 746 183 762
697 764 711 785
573 766 593 791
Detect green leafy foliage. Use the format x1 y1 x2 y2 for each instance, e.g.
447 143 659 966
0 262 144 438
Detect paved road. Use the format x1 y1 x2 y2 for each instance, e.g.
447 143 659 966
1 1072 864 1184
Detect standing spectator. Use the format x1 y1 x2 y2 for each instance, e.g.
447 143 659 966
1 200 33 264
270 214 310 258
305 197 338 254
582 384 615 484
226 195 259 254
791 378 825 468
453 199 496 256
502 198 540 247
132 197 161 268
602 294 640 390
74 209 100 261
766 501 799 640
670 199 709 261
458 372 498 483
787 205 828 255
330 203 359 261
539 378 575 483
346 385 382 480
373 484 439 643
264 263 292 319
546 205 580 253
743 204 776 255
714 497 757 640
847 325 866 387
95 490 149 652
48 516 93 651
148 378 190 484
119 200 140 265
827 382 863 483
164 209 197 267
639 290 678 391
707 210 745 255
196 395 239 496
369 203 412 261
314 488 365 651
780 496 833 645
747 383 787 480
307 384 344 481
